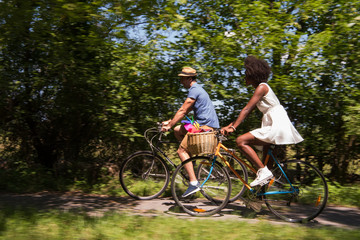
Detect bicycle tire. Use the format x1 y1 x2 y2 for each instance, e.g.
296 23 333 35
171 156 231 216
119 151 170 200
264 160 328 223
197 153 248 202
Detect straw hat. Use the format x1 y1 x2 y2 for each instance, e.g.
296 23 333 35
178 67 197 76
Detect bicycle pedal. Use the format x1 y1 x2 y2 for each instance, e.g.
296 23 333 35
259 178 272 186
244 200 262 213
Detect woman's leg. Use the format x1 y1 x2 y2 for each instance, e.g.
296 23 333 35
236 132 273 187
236 132 270 169
262 145 274 170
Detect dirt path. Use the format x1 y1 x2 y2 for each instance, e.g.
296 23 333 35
0 191 359 230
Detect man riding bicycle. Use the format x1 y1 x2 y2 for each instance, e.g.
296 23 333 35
161 67 220 197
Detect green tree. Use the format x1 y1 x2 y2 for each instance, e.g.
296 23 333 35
0 0 117 184
157 0 360 181
0 0 187 189
0 0 358 191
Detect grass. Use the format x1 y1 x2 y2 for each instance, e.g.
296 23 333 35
90 177 360 208
327 181 360 207
0 209 359 240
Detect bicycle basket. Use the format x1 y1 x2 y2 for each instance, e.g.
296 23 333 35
187 131 218 155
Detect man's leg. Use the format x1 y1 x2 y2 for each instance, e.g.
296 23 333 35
173 125 197 181
175 126 201 197
178 145 200 197
173 125 187 142
177 146 197 182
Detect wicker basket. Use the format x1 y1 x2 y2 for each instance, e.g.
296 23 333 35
187 131 218 155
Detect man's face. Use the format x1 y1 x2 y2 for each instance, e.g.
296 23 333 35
180 76 192 88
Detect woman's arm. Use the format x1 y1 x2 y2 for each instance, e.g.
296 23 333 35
222 84 268 133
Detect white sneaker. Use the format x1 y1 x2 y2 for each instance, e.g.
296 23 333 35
250 166 274 187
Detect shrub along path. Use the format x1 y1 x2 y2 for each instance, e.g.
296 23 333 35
0 191 359 230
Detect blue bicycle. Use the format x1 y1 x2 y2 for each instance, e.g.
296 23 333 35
171 131 328 223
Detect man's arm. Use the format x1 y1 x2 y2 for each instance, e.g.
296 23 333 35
161 98 195 131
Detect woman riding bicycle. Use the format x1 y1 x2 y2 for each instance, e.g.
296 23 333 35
221 56 303 187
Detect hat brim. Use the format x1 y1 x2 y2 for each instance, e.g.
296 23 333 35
178 72 197 76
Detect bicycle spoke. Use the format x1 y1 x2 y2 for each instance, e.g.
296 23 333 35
264 160 328 223
120 152 169 200
171 156 231 216
198 153 248 202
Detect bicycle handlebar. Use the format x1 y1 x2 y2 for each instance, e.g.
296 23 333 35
156 122 163 132
214 130 228 142
143 123 176 149
144 124 228 148
156 122 163 141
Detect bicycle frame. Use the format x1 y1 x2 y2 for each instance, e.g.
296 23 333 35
172 131 327 221
144 126 191 186
144 127 179 168
260 150 299 196
210 140 299 197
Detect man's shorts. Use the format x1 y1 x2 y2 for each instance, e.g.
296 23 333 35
180 125 214 153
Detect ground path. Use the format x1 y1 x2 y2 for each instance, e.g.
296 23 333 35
0 191 359 230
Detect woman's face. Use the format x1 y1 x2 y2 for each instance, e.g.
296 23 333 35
245 76 258 88
245 69 250 85
245 70 254 86
245 70 257 87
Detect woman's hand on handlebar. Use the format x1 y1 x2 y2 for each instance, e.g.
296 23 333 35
221 126 235 135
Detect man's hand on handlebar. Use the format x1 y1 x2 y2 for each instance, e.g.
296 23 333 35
161 120 172 132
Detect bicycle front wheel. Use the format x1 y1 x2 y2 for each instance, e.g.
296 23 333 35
264 160 328 223
171 156 231 216
119 151 170 200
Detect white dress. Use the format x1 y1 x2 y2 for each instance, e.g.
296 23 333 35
250 83 304 145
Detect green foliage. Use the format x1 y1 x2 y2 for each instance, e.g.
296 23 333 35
161 0 360 182
0 0 359 190
328 182 360 208
0 0 117 171
0 160 73 192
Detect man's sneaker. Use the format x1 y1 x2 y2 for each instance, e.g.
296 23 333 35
182 183 201 197
250 166 274 187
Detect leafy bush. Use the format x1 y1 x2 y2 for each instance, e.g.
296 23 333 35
327 181 360 208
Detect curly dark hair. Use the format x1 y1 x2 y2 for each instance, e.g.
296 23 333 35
244 56 271 85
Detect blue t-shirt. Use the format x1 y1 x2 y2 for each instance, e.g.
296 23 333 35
187 83 220 128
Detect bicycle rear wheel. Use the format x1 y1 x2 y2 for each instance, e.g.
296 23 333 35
171 156 231 216
197 153 248 202
120 151 169 200
264 160 328 223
